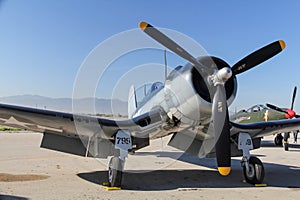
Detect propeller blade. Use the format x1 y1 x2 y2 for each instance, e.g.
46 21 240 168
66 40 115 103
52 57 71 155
266 103 288 114
213 85 231 176
140 21 231 176
232 40 286 75
139 22 212 74
291 86 297 110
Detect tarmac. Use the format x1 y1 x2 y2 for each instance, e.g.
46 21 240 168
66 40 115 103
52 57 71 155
0 132 300 200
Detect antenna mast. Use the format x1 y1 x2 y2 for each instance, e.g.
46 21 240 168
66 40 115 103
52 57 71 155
164 49 167 82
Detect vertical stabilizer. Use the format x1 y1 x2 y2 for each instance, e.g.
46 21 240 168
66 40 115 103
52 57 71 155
128 85 137 118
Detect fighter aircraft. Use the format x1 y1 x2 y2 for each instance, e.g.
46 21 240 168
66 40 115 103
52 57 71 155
1 21 300 188
230 86 299 150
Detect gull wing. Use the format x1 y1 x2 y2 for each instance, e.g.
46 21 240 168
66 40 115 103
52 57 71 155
0 103 165 157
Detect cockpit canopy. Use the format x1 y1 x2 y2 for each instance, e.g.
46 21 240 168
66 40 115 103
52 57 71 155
246 104 269 113
135 82 164 107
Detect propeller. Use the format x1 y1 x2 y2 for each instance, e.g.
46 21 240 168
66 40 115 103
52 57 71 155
232 40 285 75
266 86 300 118
139 21 285 176
266 103 299 118
139 22 213 76
266 103 288 114
291 86 297 110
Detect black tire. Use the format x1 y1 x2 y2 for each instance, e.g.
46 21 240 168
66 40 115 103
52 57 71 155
243 156 265 185
108 157 123 187
284 142 289 151
274 135 283 146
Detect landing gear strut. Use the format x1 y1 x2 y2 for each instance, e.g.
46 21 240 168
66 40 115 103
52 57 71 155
283 132 290 151
108 130 132 187
238 133 265 184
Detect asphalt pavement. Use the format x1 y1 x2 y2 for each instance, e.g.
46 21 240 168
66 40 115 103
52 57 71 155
0 132 300 200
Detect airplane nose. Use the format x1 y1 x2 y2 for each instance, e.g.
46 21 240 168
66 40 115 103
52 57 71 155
285 109 295 119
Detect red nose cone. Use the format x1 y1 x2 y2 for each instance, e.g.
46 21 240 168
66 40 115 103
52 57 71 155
285 109 296 119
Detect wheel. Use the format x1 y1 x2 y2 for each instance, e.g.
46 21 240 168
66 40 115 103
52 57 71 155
108 157 123 187
243 156 265 185
284 142 289 151
274 134 283 146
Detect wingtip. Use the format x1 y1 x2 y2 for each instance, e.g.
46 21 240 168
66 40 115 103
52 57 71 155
139 21 148 31
218 167 231 176
279 40 286 50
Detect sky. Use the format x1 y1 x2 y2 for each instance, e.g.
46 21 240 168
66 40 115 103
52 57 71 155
0 0 300 112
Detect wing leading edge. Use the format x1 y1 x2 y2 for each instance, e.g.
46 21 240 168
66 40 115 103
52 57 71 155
0 103 166 157
230 118 300 138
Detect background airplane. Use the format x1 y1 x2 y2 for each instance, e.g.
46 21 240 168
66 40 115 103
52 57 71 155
1 22 300 188
230 86 299 150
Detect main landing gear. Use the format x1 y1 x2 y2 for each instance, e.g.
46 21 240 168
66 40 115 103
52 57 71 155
274 133 289 151
108 130 132 187
242 156 265 184
283 132 290 151
108 156 124 187
238 133 265 184
274 133 283 146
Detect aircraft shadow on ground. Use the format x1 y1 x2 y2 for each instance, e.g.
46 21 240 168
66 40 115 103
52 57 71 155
0 194 29 200
77 152 300 191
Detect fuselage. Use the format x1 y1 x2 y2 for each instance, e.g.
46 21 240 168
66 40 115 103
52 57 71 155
230 104 290 123
131 56 238 139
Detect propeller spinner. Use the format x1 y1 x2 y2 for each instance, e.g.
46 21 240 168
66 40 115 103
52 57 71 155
139 21 285 176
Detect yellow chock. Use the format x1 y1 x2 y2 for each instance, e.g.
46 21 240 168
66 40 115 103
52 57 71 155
106 187 121 191
101 182 121 191
241 180 267 187
255 183 267 187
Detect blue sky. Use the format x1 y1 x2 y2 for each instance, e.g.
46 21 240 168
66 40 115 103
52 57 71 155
0 0 300 112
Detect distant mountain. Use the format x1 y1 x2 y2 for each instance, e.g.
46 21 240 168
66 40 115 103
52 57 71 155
0 95 128 116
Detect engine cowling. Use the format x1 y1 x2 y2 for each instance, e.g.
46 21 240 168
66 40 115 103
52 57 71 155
192 56 237 104
164 56 237 121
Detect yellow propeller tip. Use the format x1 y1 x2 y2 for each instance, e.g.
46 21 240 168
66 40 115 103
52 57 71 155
139 22 148 31
279 40 286 50
218 167 231 176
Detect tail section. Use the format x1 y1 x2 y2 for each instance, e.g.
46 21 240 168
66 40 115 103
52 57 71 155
128 85 137 118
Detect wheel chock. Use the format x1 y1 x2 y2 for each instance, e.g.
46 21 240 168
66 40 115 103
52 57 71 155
101 182 121 191
241 180 267 187
254 183 267 187
105 186 121 191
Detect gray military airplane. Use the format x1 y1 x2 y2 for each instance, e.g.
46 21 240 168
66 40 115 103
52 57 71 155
0 21 298 187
